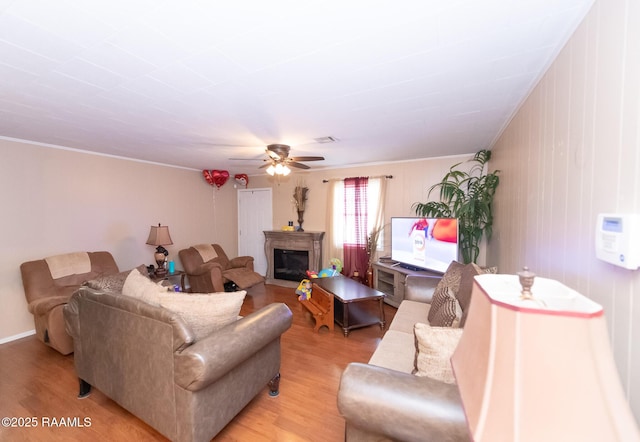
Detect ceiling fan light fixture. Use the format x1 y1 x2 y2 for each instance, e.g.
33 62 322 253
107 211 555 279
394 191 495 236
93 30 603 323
265 161 291 176
260 143 324 176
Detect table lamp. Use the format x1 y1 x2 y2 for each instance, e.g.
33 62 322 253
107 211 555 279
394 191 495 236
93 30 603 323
146 223 173 277
451 270 640 442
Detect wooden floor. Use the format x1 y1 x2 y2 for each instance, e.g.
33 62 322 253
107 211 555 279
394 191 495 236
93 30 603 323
0 283 396 442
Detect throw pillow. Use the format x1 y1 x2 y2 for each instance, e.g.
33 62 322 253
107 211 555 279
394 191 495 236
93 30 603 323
84 264 148 293
413 323 463 383
122 268 167 306
428 286 460 327
159 291 247 340
427 260 465 326
457 263 498 327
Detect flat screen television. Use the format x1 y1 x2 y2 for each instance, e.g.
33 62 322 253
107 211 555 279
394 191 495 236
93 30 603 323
390 217 459 273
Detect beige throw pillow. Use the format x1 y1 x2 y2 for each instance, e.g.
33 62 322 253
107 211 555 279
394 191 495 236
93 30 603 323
413 323 463 383
122 268 167 306
159 291 246 340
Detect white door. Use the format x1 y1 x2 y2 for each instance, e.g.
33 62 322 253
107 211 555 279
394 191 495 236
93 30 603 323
237 188 272 275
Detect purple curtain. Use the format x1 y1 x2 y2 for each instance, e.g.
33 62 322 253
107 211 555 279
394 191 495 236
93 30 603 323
342 177 369 279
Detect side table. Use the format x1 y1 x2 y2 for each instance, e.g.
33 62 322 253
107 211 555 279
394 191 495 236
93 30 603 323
150 270 187 292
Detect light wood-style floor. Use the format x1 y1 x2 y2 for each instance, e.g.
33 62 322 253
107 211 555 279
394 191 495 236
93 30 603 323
0 283 396 441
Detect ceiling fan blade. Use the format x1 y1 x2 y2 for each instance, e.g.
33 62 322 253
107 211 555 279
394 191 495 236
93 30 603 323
290 156 325 162
288 161 310 169
258 162 272 169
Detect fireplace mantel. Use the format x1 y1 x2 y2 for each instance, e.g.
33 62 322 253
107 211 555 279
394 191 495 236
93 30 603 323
264 231 325 284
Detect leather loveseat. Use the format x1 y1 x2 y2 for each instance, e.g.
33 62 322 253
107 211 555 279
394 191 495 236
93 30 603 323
20 251 119 354
64 284 292 442
337 262 495 441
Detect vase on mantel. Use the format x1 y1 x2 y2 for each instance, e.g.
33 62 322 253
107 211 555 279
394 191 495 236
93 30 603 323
297 210 305 232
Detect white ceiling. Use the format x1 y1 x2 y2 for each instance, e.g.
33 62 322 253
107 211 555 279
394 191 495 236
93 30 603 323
0 0 594 173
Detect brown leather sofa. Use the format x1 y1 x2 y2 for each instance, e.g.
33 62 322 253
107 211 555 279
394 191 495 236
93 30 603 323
64 286 292 442
20 251 119 355
337 274 470 442
179 243 264 293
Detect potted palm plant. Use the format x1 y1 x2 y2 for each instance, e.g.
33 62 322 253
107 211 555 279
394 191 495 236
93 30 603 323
412 149 500 264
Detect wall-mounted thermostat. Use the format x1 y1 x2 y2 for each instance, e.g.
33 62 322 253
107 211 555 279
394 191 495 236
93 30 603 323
595 213 640 270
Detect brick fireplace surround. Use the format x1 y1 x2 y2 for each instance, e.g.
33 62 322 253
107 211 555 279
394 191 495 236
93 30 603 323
264 231 325 284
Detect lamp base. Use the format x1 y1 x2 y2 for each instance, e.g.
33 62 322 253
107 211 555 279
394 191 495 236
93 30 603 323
154 252 167 277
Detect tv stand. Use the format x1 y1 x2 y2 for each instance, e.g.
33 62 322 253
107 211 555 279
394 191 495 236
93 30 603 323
372 261 442 307
398 263 424 271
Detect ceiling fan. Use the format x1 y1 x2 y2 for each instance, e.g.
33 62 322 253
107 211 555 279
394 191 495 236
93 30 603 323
234 144 325 175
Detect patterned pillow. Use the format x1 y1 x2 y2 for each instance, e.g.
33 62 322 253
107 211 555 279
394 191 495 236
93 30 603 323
427 261 465 326
413 323 463 383
457 263 498 327
159 291 247 340
83 264 148 293
428 286 460 327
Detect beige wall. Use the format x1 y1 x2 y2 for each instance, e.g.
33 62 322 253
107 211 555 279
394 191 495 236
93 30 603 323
489 0 640 420
0 138 239 342
1 137 468 342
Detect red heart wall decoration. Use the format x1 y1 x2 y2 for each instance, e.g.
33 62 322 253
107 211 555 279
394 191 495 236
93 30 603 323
212 170 229 189
202 170 214 185
234 173 249 187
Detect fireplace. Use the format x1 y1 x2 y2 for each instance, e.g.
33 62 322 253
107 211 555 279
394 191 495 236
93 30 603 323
273 249 309 281
264 231 325 285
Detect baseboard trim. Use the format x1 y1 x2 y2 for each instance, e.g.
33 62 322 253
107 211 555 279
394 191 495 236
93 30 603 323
0 329 36 345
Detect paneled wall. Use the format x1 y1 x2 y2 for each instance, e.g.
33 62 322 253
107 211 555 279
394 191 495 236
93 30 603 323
489 0 640 420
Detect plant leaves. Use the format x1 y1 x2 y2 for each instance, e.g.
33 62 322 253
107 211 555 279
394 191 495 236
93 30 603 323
412 149 500 264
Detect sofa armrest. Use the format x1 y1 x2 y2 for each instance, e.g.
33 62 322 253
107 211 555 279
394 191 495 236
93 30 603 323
63 292 81 339
337 363 469 442
174 302 292 391
190 261 223 276
404 274 442 304
29 294 71 316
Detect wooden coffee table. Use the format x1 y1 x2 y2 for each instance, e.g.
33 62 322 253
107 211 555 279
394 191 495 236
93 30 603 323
314 275 386 337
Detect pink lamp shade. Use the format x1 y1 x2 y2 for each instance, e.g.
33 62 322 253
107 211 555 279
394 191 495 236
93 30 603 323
451 273 640 442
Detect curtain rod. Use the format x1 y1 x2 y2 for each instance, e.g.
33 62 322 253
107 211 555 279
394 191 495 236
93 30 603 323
322 175 393 183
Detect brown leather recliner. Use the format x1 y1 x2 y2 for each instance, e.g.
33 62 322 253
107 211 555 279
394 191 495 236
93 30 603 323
179 244 264 293
20 251 119 355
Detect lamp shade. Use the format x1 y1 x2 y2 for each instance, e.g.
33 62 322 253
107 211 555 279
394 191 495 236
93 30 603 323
146 224 173 246
451 274 640 442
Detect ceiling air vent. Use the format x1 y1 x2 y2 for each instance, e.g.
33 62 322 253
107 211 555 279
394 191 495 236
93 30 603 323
313 136 338 144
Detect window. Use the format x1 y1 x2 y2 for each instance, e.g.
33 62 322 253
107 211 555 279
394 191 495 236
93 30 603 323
328 176 385 277
331 177 383 249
